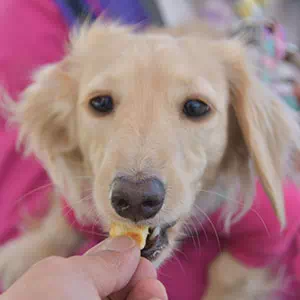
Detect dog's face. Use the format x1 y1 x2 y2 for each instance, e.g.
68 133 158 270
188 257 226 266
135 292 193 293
11 23 300 265
76 29 230 262
78 30 228 223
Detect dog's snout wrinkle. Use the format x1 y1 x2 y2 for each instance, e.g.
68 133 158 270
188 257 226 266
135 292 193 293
111 176 165 222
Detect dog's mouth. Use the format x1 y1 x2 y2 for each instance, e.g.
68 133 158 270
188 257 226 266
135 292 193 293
141 221 176 261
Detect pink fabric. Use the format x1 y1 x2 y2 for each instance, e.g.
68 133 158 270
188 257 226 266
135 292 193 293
1 1 300 299
0 0 68 243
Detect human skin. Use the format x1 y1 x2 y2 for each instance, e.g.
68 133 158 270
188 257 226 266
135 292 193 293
1 237 167 300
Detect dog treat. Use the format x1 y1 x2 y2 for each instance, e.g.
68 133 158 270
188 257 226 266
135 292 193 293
109 222 149 249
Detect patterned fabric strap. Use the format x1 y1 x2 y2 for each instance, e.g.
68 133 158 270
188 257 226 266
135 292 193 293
261 22 300 110
261 22 286 82
234 1 300 111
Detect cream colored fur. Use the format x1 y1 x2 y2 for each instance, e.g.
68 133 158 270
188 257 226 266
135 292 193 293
1 21 300 298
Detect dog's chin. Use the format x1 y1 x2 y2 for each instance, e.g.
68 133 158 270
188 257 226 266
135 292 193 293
141 221 177 266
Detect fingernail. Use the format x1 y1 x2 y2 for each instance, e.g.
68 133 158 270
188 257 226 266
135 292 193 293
86 236 136 254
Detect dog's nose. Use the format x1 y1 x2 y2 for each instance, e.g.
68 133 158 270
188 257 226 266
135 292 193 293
111 177 165 222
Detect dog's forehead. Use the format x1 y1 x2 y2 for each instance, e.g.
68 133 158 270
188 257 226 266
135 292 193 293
82 32 225 87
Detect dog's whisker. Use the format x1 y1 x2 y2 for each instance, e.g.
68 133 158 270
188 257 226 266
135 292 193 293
189 216 209 244
173 246 189 261
192 204 221 252
15 174 93 206
224 200 270 236
86 207 102 226
62 195 93 221
79 194 93 202
14 182 54 204
81 186 93 193
71 175 93 180
247 208 270 237
170 249 187 276
192 218 204 247
187 219 202 250
156 268 172 279
79 229 108 238
69 194 93 205
62 205 78 220
182 222 197 249
198 189 270 236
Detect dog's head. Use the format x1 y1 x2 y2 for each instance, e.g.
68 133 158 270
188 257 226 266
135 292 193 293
9 22 300 265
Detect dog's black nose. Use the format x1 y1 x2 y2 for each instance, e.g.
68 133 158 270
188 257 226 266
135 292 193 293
111 177 165 222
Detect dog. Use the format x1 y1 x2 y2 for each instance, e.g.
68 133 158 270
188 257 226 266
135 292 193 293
1 21 300 299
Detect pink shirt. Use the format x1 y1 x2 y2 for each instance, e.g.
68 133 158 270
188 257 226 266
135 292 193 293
0 1 300 299
0 0 68 244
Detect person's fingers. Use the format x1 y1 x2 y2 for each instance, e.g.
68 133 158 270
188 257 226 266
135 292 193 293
77 236 141 298
126 278 168 300
110 258 157 300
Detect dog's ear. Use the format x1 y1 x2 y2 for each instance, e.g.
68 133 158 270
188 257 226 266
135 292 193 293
220 41 300 228
3 22 134 208
6 58 82 199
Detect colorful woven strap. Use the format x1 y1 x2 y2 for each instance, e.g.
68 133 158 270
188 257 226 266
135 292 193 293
234 1 300 111
261 23 300 110
260 22 286 82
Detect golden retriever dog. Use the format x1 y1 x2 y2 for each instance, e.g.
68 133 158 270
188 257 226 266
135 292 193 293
1 21 300 299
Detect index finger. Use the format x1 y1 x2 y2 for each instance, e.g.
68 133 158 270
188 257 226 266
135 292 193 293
110 258 157 300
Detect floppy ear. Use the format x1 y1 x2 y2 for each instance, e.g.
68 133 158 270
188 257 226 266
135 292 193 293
221 41 300 228
3 22 134 214
6 59 83 200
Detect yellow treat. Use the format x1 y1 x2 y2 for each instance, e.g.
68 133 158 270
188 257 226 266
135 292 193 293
109 222 149 249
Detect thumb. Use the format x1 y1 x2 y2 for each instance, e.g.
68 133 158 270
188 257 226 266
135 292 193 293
78 237 140 298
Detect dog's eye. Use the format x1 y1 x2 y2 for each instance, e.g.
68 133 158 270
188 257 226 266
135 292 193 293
183 99 210 118
89 95 114 114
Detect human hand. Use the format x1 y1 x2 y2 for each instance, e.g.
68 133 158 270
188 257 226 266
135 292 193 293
1 237 167 300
